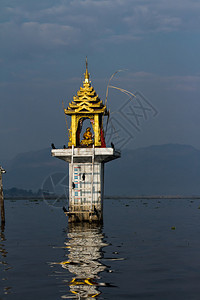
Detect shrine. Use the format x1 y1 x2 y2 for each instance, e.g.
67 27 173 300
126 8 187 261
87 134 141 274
51 60 120 222
64 59 106 148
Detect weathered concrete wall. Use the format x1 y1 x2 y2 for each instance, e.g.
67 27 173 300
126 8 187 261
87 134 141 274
68 162 103 222
52 147 120 222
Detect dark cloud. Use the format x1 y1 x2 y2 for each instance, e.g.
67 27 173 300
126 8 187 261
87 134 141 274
1 0 200 59
0 0 200 159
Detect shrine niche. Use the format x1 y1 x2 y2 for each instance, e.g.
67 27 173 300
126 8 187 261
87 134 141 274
64 60 107 148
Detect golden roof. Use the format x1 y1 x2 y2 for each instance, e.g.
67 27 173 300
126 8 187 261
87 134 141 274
65 60 107 115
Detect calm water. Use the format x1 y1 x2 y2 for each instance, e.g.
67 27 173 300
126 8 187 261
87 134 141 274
1 198 200 299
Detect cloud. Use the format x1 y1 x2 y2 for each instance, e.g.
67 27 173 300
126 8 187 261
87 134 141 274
112 71 200 92
0 21 81 56
132 73 200 92
1 0 200 60
0 126 19 134
164 75 200 92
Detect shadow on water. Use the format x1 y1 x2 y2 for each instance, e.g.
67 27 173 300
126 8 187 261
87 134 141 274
50 222 116 299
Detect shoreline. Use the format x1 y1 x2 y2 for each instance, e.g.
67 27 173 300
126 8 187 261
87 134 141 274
4 195 200 200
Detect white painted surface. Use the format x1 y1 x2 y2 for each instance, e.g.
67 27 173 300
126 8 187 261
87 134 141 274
52 147 120 218
51 147 120 163
70 163 103 208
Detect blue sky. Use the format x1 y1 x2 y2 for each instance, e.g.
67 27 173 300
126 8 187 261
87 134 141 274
1 0 200 159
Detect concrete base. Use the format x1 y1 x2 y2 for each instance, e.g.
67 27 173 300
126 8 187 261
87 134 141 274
67 209 103 223
52 147 120 222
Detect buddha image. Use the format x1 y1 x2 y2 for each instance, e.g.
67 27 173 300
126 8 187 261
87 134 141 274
81 127 94 146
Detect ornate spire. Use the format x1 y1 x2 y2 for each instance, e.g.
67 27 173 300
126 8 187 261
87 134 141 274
65 58 107 115
84 56 90 83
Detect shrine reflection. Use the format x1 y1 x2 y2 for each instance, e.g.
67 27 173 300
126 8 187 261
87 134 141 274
60 223 110 299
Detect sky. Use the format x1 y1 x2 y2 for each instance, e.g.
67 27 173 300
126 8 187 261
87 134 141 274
1 0 200 159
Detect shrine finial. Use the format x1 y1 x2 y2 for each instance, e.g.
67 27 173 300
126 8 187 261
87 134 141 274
84 56 90 83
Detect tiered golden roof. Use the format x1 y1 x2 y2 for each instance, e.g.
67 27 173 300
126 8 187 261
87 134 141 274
64 59 107 148
65 62 107 115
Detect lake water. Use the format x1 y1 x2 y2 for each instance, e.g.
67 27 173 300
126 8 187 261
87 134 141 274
1 198 200 299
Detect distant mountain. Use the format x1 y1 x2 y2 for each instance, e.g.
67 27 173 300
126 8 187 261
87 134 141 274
2 148 67 191
2 144 200 196
105 144 200 196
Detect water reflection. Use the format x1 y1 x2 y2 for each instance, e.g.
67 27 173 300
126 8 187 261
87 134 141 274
0 224 12 295
58 223 111 299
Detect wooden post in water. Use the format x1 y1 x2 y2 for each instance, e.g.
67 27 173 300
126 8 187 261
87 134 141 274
0 166 6 226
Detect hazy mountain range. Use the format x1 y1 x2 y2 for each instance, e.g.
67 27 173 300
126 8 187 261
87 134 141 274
1 144 200 196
